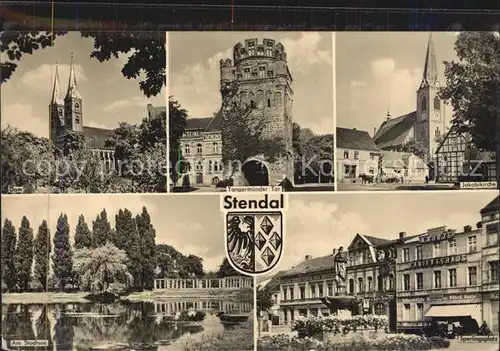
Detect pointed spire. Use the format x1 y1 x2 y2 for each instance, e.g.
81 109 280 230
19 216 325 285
65 52 82 99
421 33 439 88
51 62 64 105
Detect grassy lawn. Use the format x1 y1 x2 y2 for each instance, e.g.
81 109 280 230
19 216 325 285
183 320 254 351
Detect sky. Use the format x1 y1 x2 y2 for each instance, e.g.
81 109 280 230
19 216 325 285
168 32 334 135
336 32 459 137
1 32 165 138
1 194 224 272
274 190 497 272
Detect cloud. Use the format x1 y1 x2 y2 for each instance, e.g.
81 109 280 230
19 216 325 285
170 33 332 118
1 104 48 138
276 199 370 271
85 120 110 129
307 117 334 135
104 96 151 112
19 64 87 92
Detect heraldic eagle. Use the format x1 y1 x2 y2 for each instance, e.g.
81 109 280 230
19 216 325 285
227 215 255 257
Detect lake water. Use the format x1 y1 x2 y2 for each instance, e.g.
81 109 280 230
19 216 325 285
2 299 253 350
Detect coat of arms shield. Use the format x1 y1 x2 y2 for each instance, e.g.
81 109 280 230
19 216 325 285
225 211 283 275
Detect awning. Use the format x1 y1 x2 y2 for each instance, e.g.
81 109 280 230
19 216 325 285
425 304 483 323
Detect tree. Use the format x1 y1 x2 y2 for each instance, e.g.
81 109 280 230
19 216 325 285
220 81 287 176
56 130 86 156
216 257 245 278
92 209 113 247
34 220 51 291
168 97 188 184
15 216 34 292
2 32 166 98
73 242 132 292
1 219 17 291
127 142 167 193
74 215 92 250
52 214 74 291
1 127 53 193
180 254 204 279
400 139 429 161
115 209 142 287
136 207 156 289
155 244 184 278
439 32 499 153
257 288 275 313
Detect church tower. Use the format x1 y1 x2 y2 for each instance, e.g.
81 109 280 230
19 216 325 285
219 38 294 186
64 53 83 133
49 63 65 143
415 33 447 159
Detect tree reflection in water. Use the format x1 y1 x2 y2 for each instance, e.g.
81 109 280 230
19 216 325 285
1 300 251 350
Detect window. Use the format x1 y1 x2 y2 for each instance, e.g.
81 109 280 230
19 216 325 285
403 304 411 320
490 261 499 282
250 100 255 108
375 303 385 316
318 284 324 297
416 303 424 320
377 275 383 291
214 161 219 172
75 115 80 124
349 279 354 294
434 96 440 110
197 144 203 154
358 277 364 293
388 274 395 291
354 151 359 160
370 153 375 160
328 282 333 296
367 277 373 291
267 70 274 78
344 150 349 159
259 66 266 78
403 274 410 291
449 269 457 287
433 242 441 257
58 109 63 116
208 160 213 172
421 96 427 112
416 272 423 290
416 245 423 260
195 161 203 172
289 287 294 300
434 271 441 288
299 286 305 299
403 248 410 262
243 67 250 79
486 223 499 246
448 239 457 255
184 145 190 155
75 102 80 110
310 284 316 298
468 236 477 253
468 267 477 286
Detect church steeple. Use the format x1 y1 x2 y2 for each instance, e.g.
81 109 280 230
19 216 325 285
51 62 64 105
420 33 439 88
65 53 81 99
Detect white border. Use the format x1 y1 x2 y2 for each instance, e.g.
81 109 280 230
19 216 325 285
332 32 338 193
165 31 171 193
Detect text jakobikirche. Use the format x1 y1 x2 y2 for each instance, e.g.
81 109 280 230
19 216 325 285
409 254 467 269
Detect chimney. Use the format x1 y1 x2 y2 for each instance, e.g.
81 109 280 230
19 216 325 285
399 231 406 239
353 128 357 131
332 248 337 256
374 127 377 137
305 255 312 261
476 222 483 229
464 225 472 232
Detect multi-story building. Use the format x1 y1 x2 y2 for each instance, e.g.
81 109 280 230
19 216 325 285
396 225 484 333
219 38 294 186
177 111 223 187
479 196 500 333
346 234 398 331
336 127 380 183
277 234 398 330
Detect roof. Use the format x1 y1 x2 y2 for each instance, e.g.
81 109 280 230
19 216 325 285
336 127 380 152
373 111 417 150
281 254 336 277
363 234 392 247
185 109 222 132
258 270 286 291
480 196 500 215
82 126 114 150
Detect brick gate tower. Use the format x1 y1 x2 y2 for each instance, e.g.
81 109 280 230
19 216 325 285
219 38 294 186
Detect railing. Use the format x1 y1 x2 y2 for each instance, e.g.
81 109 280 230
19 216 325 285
153 276 253 290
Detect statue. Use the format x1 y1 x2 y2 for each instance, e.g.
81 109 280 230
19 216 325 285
333 246 347 284
377 249 385 261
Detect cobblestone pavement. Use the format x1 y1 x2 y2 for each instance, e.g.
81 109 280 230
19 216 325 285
446 338 499 351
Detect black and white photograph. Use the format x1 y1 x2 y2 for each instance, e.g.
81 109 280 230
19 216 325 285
168 32 334 193
336 32 498 191
1 32 167 194
256 192 499 351
1 195 254 350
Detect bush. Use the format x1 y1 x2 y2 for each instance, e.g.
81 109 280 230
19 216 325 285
429 336 451 349
216 178 234 188
258 333 451 350
292 315 389 337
